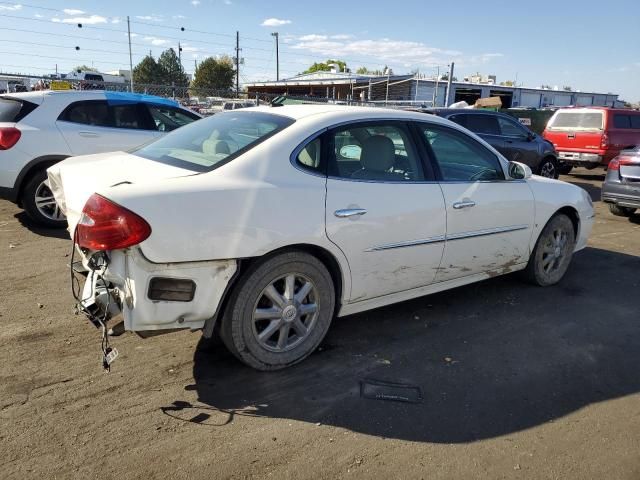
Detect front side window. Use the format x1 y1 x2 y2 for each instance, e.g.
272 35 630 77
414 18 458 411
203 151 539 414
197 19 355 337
327 122 424 182
613 114 631 129
463 114 500 136
147 105 199 132
419 124 504 182
498 116 528 137
134 111 294 172
111 104 148 130
59 100 110 127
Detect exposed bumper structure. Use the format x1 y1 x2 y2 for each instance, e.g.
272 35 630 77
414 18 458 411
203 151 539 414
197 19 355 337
79 247 237 333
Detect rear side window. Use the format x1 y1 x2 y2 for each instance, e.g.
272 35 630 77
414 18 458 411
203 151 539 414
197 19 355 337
0 96 38 122
548 111 603 130
296 137 322 173
631 116 640 129
458 114 500 135
613 114 631 129
59 100 110 127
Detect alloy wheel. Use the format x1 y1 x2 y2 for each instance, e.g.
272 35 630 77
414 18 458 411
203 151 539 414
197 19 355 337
540 161 556 178
540 228 570 275
251 273 319 353
34 180 65 221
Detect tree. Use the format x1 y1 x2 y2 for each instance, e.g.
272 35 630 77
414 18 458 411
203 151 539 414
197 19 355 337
500 80 515 86
132 55 164 85
440 73 457 81
562 85 573 91
73 64 98 72
304 59 347 73
540 84 551 89
190 56 235 94
356 66 383 75
158 48 189 86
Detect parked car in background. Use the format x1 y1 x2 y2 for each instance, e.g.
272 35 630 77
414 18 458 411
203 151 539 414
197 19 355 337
602 146 640 217
48 105 593 370
543 107 640 173
425 109 559 178
0 90 201 227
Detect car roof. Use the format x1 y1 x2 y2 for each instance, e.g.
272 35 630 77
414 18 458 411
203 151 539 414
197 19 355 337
240 104 453 123
3 90 180 108
426 108 507 117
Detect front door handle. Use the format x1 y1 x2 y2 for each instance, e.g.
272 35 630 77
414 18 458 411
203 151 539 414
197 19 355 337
79 131 99 138
452 200 476 209
334 208 367 218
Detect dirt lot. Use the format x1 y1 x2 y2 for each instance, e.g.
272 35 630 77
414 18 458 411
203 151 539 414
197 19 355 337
1 169 639 480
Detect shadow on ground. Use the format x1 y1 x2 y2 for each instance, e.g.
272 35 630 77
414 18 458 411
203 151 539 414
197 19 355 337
567 181 602 203
184 247 640 443
14 211 68 240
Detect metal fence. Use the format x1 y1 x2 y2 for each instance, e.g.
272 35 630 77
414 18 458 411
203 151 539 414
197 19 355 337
0 72 434 114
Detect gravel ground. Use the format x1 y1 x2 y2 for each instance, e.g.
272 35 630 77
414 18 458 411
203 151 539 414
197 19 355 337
1 168 639 479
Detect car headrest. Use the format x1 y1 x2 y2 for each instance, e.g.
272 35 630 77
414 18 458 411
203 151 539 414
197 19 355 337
360 135 396 172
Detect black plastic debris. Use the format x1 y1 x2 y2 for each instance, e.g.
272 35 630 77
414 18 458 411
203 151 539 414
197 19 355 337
360 379 423 404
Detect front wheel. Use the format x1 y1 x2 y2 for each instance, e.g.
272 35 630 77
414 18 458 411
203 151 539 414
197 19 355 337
220 251 335 370
608 204 636 217
522 214 576 286
538 157 559 179
21 169 67 228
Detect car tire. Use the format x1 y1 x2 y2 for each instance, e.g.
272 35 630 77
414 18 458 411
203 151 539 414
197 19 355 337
522 213 576 287
608 204 636 217
538 157 559 179
558 165 573 175
21 169 67 228
220 251 335 370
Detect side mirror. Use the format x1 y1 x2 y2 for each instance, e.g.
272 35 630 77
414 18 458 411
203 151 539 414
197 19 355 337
508 161 533 180
527 131 536 141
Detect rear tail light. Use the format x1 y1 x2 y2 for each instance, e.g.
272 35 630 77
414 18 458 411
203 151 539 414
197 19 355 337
76 194 151 251
0 127 21 150
601 132 609 148
608 155 639 171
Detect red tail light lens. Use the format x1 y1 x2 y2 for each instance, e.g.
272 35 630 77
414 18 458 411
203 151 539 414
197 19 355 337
601 132 609 148
609 155 639 171
0 127 21 150
77 194 151 250
608 158 620 170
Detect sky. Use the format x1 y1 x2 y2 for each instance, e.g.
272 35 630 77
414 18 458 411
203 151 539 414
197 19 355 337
0 0 638 101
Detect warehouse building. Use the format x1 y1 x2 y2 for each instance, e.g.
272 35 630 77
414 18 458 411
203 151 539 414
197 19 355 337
245 71 621 108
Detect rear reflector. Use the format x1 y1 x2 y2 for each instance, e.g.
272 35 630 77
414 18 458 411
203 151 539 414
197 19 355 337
148 277 196 302
0 127 21 150
76 194 151 251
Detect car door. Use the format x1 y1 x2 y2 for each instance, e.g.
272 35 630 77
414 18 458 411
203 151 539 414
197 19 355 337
56 100 161 155
416 122 535 282
496 115 539 166
324 120 447 302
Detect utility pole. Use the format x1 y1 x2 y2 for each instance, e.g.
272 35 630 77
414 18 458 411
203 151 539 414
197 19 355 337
445 62 454 107
271 32 279 81
126 16 134 92
178 42 182 67
433 65 440 107
235 31 240 97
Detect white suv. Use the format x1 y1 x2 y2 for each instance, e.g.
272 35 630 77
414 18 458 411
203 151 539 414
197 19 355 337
0 90 201 227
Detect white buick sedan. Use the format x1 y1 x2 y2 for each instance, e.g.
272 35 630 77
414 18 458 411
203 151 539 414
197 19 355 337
49 105 594 370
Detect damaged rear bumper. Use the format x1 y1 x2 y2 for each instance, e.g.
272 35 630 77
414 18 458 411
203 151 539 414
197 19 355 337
77 247 237 334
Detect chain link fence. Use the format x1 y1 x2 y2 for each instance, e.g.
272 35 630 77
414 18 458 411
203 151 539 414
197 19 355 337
0 73 434 116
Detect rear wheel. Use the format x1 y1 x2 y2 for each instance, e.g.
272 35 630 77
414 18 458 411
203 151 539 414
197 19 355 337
523 214 576 286
608 204 636 217
21 169 67 228
538 157 559 179
220 251 335 370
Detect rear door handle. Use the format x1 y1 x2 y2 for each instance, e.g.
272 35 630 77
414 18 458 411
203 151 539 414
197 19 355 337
452 200 476 209
79 131 99 138
334 208 367 218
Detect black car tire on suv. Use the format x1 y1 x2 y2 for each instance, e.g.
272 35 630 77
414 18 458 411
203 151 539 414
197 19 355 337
538 156 559 179
608 204 636 217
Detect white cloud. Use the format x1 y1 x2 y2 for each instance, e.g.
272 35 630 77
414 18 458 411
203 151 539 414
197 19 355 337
52 15 108 24
191 0 201 5
173 14 186 19
181 45 200 53
111 17 121 24
136 14 163 22
261 18 291 27
331 34 353 40
0 3 22 11
298 34 327 41
34 13 43 18
63 8 84 15
224 0 232 4
144 36 169 46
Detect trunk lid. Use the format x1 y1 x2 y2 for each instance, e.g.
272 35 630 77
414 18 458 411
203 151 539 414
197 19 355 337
543 109 604 151
47 151 197 234
619 149 640 181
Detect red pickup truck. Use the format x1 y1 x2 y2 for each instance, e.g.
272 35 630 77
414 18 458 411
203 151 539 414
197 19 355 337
543 107 640 172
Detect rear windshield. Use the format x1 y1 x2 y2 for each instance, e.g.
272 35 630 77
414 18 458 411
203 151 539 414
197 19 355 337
548 111 603 130
134 111 295 172
0 96 38 122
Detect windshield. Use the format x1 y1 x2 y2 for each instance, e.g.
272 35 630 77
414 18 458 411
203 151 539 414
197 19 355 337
134 111 294 172
548 111 603 130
